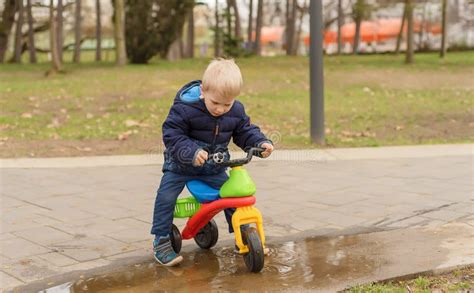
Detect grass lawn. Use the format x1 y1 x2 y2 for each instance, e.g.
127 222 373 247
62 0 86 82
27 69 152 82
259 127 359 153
0 51 473 157
347 267 473 293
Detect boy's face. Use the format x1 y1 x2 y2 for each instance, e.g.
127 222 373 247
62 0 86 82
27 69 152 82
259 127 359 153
202 89 235 117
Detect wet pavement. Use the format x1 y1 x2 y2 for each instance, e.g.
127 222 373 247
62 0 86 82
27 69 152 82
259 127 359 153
37 223 473 293
1 145 473 291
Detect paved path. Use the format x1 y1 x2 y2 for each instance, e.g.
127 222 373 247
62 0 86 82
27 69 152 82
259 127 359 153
0 144 472 291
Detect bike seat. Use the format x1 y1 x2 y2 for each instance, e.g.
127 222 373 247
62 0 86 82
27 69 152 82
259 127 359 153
186 180 220 203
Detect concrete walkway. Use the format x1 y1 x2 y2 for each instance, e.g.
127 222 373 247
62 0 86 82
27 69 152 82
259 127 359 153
1 144 473 291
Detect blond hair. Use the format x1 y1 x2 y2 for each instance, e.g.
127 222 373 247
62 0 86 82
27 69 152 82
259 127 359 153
202 59 243 99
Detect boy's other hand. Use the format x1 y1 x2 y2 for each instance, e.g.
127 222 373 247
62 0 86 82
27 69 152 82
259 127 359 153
193 150 208 166
260 143 274 158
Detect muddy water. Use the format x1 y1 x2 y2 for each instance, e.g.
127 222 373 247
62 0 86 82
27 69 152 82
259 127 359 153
39 224 472 292
71 235 383 292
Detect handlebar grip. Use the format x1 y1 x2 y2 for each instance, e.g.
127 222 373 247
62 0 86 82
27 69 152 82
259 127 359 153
247 147 266 158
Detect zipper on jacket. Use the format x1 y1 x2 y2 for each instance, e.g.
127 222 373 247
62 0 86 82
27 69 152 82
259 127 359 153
211 120 219 149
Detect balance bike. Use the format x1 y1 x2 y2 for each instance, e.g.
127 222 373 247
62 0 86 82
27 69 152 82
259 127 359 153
169 147 266 273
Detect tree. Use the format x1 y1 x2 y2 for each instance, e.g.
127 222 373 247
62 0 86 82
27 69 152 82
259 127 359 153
115 0 126 65
13 0 25 63
352 0 364 54
225 0 232 38
286 0 297 55
73 0 81 63
186 4 194 58
254 0 263 55
95 0 101 61
214 0 221 57
26 0 36 63
292 1 308 55
49 0 62 73
0 0 17 63
337 0 343 54
247 0 253 51
395 1 407 55
229 0 241 40
405 0 414 63
124 0 192 63
440 0 447 58
57 0 63 61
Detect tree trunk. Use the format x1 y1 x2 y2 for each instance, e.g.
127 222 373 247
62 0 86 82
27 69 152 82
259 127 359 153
352 0 363 54
283 0 289 50
26 0 36 63
292 1 307 56
395 1 407 55
226 0 232 38
95 0 102 61
337 0 343 54
0 0 17 63
49 0 61 72
57 0 63 61
214 0 221 57
73 0 81 63
186 5 194 58
286 0 297 55
440 0 447 58
254 0 263 55
14 0 25 63
405 0 414 63
247 0 253 51
418 0 427 50
230 0 241 39
114 0 126 65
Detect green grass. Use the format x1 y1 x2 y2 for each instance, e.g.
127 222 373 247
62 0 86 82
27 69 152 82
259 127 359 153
347 268 473 293
1 51 473 156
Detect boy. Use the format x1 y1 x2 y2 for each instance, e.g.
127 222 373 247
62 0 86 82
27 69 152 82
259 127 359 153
151 59 274 266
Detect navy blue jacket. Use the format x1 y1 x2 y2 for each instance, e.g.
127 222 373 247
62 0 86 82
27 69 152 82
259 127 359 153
162 80 271 175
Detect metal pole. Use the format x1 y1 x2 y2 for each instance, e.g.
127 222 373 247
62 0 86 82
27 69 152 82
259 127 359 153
310 0 325 144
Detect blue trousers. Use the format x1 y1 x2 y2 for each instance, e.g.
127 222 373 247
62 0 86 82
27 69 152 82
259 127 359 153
151 171 235 237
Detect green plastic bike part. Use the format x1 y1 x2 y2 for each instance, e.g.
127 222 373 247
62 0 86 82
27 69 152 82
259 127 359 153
219 167 256 198
174 197 201 218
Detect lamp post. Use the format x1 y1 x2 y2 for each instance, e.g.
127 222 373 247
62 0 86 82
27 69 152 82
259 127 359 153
309 0 325 144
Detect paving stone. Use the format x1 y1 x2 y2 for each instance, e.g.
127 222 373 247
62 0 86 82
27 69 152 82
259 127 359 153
1 237 50 259
36 252 79 267
422 209 468 222
0 271 24 290
14 226 75 246
1 256 60 283
52 236 137 262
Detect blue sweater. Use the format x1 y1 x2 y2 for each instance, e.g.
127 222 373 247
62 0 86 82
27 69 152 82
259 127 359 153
162 80 271 175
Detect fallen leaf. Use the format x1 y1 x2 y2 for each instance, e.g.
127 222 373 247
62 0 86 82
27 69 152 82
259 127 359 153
60 108 67 114
75 147 92 152
21 112 32 118
117 130 133 141
47 118 61 128
50 133 60 140
125 119 140 127
86 113 94 119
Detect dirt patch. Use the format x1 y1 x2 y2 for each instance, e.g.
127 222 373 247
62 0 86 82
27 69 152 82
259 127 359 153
0 137 164 158
328 69 474 90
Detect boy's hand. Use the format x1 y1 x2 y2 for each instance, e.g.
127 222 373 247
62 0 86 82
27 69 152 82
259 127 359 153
260 143 274 158
193 150 208 166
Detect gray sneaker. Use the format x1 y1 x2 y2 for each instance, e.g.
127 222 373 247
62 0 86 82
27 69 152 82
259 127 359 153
153 236 183 266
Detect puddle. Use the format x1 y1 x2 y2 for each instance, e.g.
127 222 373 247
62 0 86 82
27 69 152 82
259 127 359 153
36 224 471 293
69 235 382 292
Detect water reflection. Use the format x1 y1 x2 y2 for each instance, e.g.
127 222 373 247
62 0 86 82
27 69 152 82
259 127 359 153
70 234 381 292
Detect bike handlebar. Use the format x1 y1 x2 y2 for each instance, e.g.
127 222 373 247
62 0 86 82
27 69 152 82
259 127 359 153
212 147 266 167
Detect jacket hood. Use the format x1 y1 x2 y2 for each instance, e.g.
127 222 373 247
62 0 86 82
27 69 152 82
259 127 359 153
175 80 202 104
